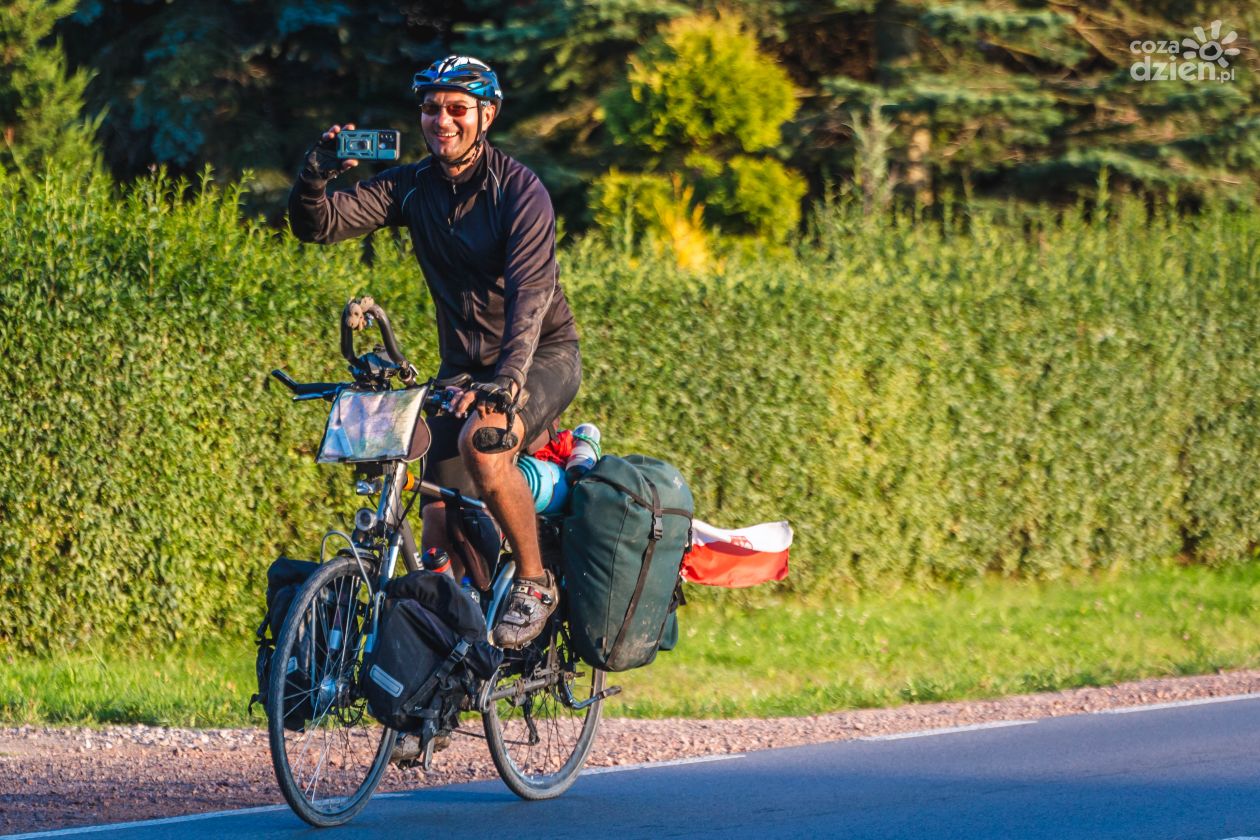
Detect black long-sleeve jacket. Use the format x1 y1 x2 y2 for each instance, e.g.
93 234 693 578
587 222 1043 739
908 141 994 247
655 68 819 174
288 144 578 392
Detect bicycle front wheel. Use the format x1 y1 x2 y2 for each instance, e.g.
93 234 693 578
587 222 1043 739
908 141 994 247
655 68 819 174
483 620 605 800
267 555 396 827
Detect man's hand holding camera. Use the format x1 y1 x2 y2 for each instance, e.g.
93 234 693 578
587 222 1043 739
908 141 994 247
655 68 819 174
304 123 360 181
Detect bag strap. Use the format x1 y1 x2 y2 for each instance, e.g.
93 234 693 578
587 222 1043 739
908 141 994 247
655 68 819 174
399 639 470 715
670 576 687 611
584 474 691 521
607 477 664 663
248 608 279 715
651 573 687 644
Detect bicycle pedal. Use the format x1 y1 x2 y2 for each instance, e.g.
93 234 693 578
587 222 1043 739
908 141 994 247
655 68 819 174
389 735 422 767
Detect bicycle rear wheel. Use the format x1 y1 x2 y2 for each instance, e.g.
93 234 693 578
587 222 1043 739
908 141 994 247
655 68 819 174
482 619 605 800
267 555 396 827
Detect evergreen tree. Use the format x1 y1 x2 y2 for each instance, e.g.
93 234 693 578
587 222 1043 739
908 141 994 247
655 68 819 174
456 0 692 224
809 1 1260 204
457 0 811 226
0 0 96 176
45 0 1259 220
57 2 469 213
594 11 806 249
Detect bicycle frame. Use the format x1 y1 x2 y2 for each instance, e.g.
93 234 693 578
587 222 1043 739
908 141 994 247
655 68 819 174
319 446 516 644
273 371 517 646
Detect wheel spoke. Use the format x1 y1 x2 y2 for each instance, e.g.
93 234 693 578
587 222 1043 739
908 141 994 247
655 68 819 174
483 619 604 799
268 556 395 827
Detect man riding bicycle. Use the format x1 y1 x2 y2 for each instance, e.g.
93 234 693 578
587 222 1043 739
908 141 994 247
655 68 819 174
288 55 579 649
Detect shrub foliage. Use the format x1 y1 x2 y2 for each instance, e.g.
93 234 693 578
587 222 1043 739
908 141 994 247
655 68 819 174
597 11 805 247
1 170 1258 653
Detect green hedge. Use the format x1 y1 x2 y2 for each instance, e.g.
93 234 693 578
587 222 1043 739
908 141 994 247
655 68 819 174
562 200 1260 594
1 169 1258 653
0 170 437 652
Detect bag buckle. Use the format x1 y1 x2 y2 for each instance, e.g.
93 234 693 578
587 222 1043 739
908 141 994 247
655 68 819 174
651 514 664 542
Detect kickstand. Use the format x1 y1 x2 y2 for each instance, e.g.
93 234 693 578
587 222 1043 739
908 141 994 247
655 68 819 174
523 699 540 746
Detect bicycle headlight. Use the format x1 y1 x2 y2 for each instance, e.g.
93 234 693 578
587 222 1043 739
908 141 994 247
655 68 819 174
354 508 381 533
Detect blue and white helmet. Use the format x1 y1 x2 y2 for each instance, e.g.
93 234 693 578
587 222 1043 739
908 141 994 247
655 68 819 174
412 55 503 104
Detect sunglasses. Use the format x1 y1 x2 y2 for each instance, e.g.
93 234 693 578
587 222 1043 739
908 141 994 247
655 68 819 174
419 101 479 117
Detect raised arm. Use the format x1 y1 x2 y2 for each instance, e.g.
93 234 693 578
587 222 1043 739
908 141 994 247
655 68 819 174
288 123 402 244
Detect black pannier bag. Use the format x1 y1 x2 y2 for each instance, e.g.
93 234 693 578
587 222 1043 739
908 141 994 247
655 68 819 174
361 571 503 732
563 455 694 671
250 557 322 731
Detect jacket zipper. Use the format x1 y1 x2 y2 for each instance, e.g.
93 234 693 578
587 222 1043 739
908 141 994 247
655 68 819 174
447 178 456 232
444 169 482 364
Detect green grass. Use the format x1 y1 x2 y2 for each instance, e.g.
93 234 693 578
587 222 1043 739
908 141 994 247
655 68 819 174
3 561 1258 727
612 561 1260 717
0 640 251 728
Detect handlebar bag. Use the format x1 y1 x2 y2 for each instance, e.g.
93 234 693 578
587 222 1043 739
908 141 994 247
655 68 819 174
562 455 693 672
317 386 430 464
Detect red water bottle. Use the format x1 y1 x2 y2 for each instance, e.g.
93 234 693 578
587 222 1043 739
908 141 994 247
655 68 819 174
422 547 451 575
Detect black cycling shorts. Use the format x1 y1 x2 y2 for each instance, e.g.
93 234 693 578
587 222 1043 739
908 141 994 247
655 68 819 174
421 341 581 502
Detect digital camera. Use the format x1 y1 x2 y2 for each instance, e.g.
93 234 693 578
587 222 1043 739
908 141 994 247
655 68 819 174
336 129 401 161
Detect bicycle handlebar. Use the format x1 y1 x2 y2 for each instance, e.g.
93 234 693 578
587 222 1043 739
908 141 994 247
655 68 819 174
274 361 519 454
272 367 454 408
428 378 522 454
270 369 347 401
427 376 518 414
275 296 512 410
340 296 416 384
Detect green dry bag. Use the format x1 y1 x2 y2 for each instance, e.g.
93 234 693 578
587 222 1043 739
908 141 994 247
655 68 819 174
562 454 693 671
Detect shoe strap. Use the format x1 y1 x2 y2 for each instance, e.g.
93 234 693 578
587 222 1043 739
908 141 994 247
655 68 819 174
510 581 554 606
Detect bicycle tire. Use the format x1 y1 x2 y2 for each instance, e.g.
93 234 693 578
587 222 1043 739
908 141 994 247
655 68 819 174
267 555 397 827
482 619 605 800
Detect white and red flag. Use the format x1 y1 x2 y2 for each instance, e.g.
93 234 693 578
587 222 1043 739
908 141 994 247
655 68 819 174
682 520 792 588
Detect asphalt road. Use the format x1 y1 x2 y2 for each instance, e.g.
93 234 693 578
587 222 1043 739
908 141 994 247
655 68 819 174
9 695 1260 840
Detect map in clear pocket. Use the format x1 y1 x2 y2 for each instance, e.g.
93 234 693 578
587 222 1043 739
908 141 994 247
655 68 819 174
317 388 426 463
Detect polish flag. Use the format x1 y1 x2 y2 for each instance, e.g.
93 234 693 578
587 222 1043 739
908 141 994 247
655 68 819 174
682 520 792 588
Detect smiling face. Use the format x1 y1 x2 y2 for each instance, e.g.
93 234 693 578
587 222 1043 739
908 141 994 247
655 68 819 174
421 90 496 169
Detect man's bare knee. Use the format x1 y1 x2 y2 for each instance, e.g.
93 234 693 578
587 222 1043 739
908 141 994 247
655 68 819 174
458 416 524 489
458 438 506 488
